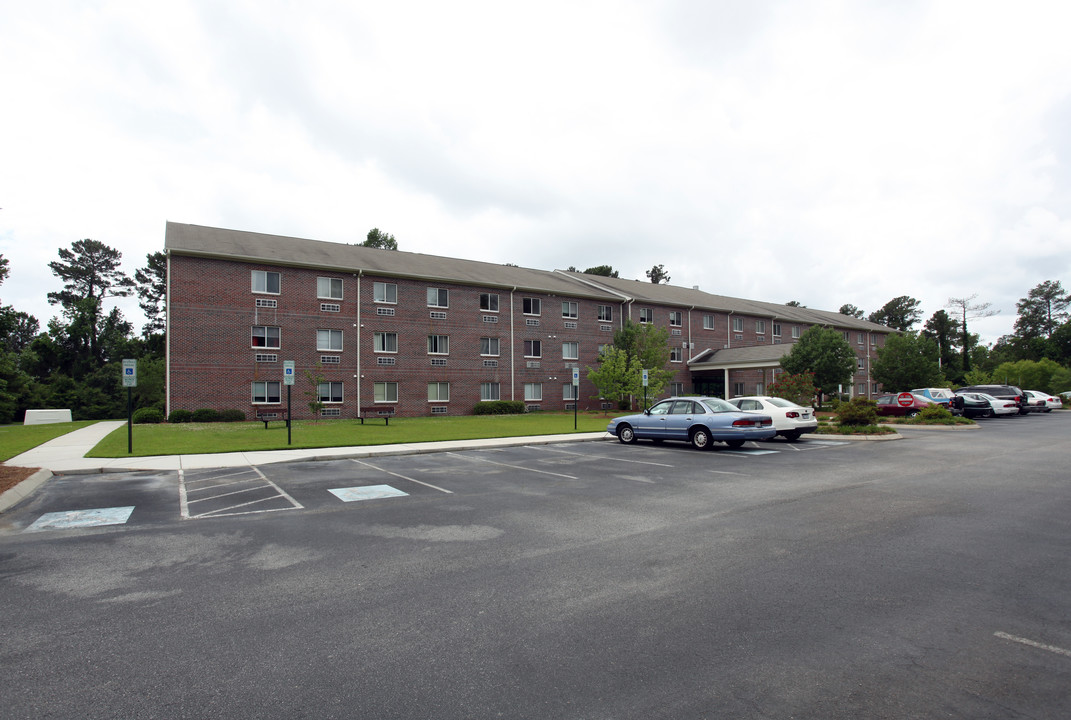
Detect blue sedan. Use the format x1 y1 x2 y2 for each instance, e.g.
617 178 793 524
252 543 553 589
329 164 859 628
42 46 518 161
606 397 776 450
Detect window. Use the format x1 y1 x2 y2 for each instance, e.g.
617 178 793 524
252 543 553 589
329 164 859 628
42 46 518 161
792 326 801 339
251 270 280 294
318 382 344 403
733 382 745 396
703 315 715 330
317 277 343 300
374 332 397 353
562 301 579 319
317 329 343 351
857 358 865 369
562 341 579 360
670 347 683 362
732 317 744 333
374 282 397 304
639 308 653 324
670 382 684 396
523 297 541 315
756 383 763 396
756 320 766 334
524 383 542 401
481 337 500 356
427 335 450 354
857 383 866 395
480 293 499 312
252 326 280 349
524 340 542 358
773 323 782 337
857 332 864 345
480 382 500 401
252 381 281 404
598 305 613 322
669 311 683 327
374 382 398 403
428 382 450 402
427 287 449 308
563 383 578 401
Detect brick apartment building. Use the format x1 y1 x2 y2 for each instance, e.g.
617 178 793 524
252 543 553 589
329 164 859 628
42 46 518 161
165 222 891 420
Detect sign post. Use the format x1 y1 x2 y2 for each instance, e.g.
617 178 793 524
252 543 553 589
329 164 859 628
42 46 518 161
642 369 649 411
572 367 580 430
122 359 137 454
897 392 914 408
283 361 295 446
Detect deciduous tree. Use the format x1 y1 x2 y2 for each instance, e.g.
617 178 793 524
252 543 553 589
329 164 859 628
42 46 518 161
867 295 922 331
871 332 944 391
779 326 857 402
362 228 398 250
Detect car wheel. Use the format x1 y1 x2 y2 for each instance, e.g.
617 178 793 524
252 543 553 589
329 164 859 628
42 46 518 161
984 409 993 418
690 427 712 450
782 431 801 442
726 439 745 449
906 409 920 418
617 424 636 444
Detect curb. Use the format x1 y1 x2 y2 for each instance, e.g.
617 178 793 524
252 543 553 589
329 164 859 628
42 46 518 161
813 432 902 441
0 469 53 514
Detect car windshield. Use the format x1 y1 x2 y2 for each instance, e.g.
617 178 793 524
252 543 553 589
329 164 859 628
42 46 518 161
701 398 738 413
765 398 798 408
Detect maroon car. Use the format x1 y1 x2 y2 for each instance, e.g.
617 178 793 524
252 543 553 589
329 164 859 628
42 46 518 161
874 393 935 418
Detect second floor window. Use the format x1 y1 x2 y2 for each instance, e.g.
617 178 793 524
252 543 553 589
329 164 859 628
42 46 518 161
703 315 715 330
480 293 499 312
374 332 397 353
639 308 653 324
563 341 579 360
317 329 343 351
252 326 280 348
523 298 541 315
374 282 397 303
562 301 579 319
524 340 542 358
669 311 683 327
756 320 766 334
598 305 613 322
733 317 744 333
427 288 449 308
481 337 500 356
317 277 343 300
427 335 449 354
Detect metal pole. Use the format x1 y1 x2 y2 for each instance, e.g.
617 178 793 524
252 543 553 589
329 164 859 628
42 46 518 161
287 384 292 446
127 387 132 454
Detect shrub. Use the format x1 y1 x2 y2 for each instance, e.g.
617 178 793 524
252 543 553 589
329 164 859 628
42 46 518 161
473 400 526 415
191 408 221 423
917 404 952 421
132 407 165 424
168 409 193 423
836 397 878 426
218 409 246 422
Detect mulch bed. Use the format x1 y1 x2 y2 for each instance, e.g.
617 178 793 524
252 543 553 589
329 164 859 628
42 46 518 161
0 466 42 495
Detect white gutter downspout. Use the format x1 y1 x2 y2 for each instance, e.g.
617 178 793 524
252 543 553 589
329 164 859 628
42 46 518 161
510 288 516 401
356 270 362 418
165 251 171 416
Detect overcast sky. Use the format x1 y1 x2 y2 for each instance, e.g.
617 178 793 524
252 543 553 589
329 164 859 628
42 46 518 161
3 0 1070 344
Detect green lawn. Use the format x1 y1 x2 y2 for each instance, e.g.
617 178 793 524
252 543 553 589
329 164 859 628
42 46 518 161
87 413 613 457
0 421 98 462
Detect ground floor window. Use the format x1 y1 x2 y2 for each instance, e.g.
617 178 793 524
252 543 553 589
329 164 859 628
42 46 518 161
428 382 450 402
563 383 578 401
732 382 745 396
318 382 343 403
374 382 398 403
481 382 500 401
525 383 542 401
252 381 281 404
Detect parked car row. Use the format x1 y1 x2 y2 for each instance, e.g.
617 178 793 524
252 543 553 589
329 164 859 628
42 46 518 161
605 395 818 449
874 384 1065 419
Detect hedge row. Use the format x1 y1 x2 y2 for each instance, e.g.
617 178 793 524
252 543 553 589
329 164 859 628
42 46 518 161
472 400 527 415
131 408 248 424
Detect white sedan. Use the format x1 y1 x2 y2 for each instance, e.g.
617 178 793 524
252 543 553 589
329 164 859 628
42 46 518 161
727 396 818 441
961 392 1019 416
1024 390 1061 412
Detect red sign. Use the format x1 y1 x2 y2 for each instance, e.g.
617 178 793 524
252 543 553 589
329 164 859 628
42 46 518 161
897 392 914 407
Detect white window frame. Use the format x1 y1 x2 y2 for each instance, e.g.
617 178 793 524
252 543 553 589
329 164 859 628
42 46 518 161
773 323 782 337
639 308 653 324
317 329 343 351
318 381 344 403
524 383 542 401
733 317 744 333
563 383 579 401
480 382 501 401
524 339 542 358
374 381 398 403
562 301 579 319
374 332 398 353
670 347 683 362
598 305 613 322
523 298 541 316
562 341 579 360
480 337 500 356
427 335 450 355
374 282 397 304
317 277 343 300
428 382 450 402
252 326 280 349
703 315 715 330
669 311 683 327
756 320 766 334
480 293 499 312
251 270 280 295
427 287 449 308
792 326 801 339
252 380 281 404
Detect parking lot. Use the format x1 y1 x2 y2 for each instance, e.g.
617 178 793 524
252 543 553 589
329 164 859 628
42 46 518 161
2 416 1070 719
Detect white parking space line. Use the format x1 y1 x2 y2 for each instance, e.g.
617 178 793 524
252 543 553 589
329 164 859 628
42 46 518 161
350 459 453 493
709 470 747 476
995 632 1071 658
448 452 579 480
178 467 303 520
529 446 676 468
24 506 135 533
724 449 780 456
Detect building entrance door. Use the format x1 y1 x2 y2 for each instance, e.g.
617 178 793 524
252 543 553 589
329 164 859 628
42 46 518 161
692 376 725 398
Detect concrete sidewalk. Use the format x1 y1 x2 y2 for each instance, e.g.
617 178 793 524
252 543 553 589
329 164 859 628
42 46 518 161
4 421 612 474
